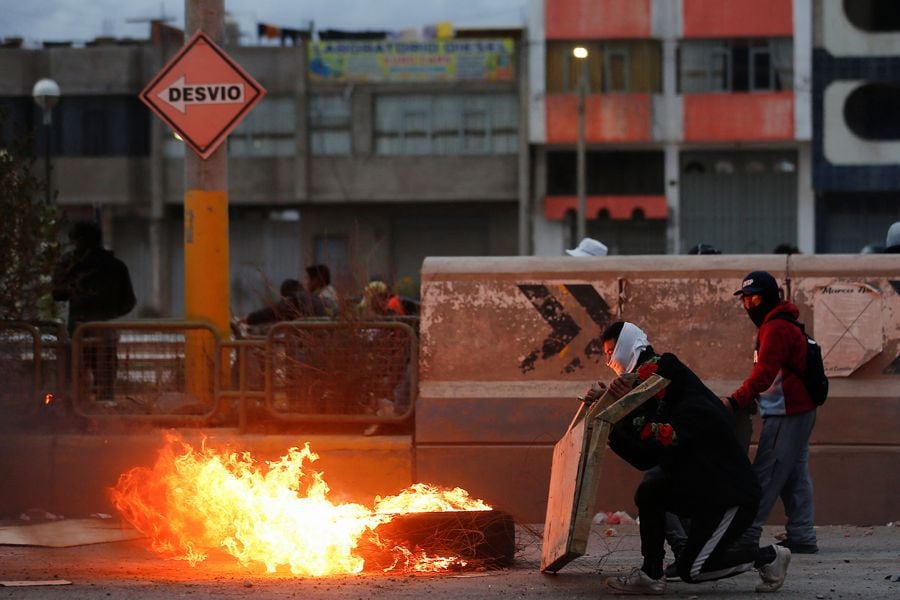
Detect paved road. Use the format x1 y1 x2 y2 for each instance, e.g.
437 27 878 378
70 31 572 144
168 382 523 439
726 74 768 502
1 524 898 598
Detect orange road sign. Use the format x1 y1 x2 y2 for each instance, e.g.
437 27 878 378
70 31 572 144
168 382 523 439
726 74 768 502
140 31 266 159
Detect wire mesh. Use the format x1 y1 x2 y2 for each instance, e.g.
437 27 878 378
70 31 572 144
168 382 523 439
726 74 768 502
71 322 218 419
264 321 416 421
0 321 66 418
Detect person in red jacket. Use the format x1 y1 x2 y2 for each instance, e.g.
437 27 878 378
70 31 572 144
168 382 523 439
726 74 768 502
725 271 819 554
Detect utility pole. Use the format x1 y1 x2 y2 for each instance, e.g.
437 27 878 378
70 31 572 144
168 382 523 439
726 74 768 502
573 47 588 243
183 0 230 406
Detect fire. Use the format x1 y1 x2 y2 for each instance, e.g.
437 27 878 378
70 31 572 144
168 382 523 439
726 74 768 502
109 434 490 576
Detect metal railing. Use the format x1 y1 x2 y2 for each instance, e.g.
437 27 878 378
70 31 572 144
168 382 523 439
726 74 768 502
257 320 417 425
70 320 220 425
1 318 418 430
0 320 67 418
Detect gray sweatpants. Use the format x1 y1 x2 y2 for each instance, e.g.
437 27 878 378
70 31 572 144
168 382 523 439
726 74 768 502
740 410 817 546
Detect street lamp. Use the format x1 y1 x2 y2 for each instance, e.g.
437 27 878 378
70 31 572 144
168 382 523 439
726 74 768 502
32 78 60 205
572 47 588 242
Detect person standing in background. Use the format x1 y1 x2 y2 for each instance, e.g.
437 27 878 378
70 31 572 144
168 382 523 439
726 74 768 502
305 264 339 316
52 220 136 402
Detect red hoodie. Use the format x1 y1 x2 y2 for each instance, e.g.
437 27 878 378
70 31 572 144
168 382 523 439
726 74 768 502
731 300 817 417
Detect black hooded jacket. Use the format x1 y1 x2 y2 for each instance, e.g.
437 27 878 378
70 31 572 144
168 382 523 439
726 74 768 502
608 348 761 514
52 246 136 334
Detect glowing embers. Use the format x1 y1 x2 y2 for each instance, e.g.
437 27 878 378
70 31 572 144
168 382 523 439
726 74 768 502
361 510 516 572
109 434 508 576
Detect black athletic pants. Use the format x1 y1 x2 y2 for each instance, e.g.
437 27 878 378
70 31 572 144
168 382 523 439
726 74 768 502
636 472 761 583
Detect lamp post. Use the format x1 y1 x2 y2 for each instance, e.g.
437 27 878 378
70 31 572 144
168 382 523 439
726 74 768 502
572 47 588 242
32 78 60 205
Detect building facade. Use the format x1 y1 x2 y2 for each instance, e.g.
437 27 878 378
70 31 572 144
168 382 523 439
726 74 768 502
0 26 525 318
527 0 816 255
3 1 898 322
812 0 900 251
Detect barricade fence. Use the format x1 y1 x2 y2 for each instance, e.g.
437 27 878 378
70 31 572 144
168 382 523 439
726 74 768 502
0 319 417 430
0 321 66 418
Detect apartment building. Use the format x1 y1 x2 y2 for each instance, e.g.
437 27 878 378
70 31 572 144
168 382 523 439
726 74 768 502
528 0 814 255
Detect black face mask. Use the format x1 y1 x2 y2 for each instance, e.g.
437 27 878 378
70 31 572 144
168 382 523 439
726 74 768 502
746 293 779 328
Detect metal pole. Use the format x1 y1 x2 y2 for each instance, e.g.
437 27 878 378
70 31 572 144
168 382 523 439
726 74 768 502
576 56 587 243
43 109 52 205
517 36 531 255
184 0 230 409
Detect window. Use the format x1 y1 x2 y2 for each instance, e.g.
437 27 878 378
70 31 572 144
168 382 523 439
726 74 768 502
462 110 488 153
230 96 295 157
844 0 900 32
546 150 664 195
845 83 900 140
546 41 661 94
401 109 430 154
680 39 793 93
313 234 350 289
604 48 630 93
0 97 35 150
44 95 150 157
308 94 351 155
82 110 106 156
374 94 517 155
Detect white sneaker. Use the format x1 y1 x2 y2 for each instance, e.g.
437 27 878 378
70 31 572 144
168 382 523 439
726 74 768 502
606 568 666 595
756 545 791 592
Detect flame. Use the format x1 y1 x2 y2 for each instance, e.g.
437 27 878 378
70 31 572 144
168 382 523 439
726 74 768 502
109 434 490 576
44 393 53 405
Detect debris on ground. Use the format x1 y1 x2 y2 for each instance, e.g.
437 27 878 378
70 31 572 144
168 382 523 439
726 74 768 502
0 580 72 587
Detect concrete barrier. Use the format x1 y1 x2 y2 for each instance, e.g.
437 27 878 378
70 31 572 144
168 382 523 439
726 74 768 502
417 254 900 524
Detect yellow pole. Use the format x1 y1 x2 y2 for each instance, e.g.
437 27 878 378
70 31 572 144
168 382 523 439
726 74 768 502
183 0 230 409
184 190 230 406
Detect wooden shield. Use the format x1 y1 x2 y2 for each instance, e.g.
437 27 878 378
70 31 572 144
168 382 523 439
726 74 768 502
540 374 668 572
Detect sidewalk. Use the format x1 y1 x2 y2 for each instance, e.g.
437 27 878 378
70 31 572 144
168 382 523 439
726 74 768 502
0 524 898 598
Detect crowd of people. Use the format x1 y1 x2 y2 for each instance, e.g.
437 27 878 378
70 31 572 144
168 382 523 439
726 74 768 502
235 264 419 332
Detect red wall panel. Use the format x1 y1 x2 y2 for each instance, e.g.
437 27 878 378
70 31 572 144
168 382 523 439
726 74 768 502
683 92 795 142
545 0 652 40
545 93 654 143
544 195 667 220
683 0 793 37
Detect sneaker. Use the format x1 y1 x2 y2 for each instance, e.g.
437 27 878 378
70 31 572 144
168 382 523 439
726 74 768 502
776 540 818 554
664 562 681 582
607 568 666 595
756 545 791 593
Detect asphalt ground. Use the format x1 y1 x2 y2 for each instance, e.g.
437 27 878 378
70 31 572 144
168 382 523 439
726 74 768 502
0 523 898 599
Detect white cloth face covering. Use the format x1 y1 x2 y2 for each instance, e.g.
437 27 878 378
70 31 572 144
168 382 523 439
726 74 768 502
608 322 650 376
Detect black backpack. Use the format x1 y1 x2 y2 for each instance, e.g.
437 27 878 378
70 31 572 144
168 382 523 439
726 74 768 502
769 314 829 406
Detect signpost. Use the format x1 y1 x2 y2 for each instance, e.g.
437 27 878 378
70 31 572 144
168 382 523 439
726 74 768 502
139 4 266 409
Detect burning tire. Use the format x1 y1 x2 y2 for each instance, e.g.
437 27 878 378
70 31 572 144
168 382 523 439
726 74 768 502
359 510 516 571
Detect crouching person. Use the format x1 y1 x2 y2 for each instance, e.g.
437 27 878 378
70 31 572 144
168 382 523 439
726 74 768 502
583 321 790 594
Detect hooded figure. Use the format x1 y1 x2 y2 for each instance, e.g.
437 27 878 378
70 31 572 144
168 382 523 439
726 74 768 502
586 321 787 594
726 270 820 558
733 270 781 328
